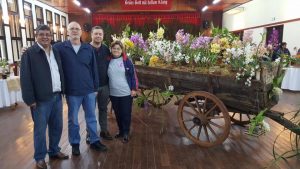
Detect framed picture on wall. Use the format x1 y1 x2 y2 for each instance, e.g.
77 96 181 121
266 25 283 49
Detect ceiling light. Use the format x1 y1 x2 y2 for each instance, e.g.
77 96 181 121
202 6 208 12
212 0 221 5
73 0 81 6
83 8 91 14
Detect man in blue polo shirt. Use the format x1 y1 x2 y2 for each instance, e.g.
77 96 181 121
54 21 107 155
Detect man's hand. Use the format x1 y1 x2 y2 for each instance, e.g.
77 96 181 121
30 103 36 109
21 46 28 55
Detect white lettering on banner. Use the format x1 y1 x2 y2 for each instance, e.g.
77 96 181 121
142 0 147 5
125 0 134 5
158 0 168 5
148 0 157 5
135 0 141 5
121 0 172 10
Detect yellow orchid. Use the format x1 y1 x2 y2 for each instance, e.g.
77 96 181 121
157 27 165 39
210 43 221 54
149 55 160 66
122 38 135 49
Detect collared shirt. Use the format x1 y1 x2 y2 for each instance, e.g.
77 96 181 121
37 42 61 92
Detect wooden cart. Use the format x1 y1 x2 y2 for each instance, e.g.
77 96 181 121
135 65 300 147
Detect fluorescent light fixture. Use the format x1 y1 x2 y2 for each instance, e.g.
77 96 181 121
213 0 221 5
83 8 91 14
73 0 81 6
202 6 208 12
226 7 244 15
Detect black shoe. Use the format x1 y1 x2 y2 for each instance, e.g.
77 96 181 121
36 160 47 169
90 141 108 152
114 133 123 139
100 131 113 140
49 152 69 160
122 135 129 143
72 144 80 156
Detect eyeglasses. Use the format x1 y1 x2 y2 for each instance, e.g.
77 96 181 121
37 33 52 37
68 27 81 31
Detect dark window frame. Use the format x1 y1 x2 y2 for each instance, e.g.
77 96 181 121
7 0 22 62
0 1 8 60
54 13 61 41
35 5 44 26
23 1 34 46
61 16 67 41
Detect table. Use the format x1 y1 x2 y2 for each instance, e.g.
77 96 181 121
0 76 23 108
281 66 300 91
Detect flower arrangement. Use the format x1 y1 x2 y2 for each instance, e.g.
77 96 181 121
113 24 278 87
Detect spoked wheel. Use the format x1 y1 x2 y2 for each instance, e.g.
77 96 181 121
177 91 231 147
143 88 173 108
229 112 254 125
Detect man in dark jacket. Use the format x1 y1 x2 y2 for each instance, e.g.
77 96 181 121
53 21 107 155
87 26 113 141
20 25 68 169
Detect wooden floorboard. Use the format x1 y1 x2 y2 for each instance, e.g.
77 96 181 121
0 91 300 169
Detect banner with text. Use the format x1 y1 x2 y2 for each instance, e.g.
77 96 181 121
120 0 173 10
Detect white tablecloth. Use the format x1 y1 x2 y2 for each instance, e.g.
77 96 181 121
0 76 23 108
281 67 300 91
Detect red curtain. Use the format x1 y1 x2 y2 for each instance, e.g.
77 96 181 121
92 12 200 28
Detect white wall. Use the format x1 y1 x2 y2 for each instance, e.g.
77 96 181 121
223 0 300 30
223 0 300 54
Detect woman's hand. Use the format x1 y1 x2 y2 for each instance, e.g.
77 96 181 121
131 90 137 97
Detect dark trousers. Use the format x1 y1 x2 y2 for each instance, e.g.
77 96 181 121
97 85 110 132
110 95 133 136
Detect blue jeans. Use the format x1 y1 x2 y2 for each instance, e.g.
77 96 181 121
31 93 63 161
66 92 99 145
110 95 133 136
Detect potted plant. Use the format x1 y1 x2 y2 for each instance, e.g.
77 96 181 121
246 108 270 136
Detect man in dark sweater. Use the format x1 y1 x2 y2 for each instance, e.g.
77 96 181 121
54 21 107 155
87 26 113 141
20 25 68 169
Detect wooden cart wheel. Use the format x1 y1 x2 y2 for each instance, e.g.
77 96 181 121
177 91 231 147
144 88 172 108
229 112 254 125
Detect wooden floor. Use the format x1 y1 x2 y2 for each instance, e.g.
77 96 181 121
0 91 300 169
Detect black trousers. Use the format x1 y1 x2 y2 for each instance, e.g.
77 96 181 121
110 95 133 136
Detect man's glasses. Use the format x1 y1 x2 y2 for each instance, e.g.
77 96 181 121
37 33 52 37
